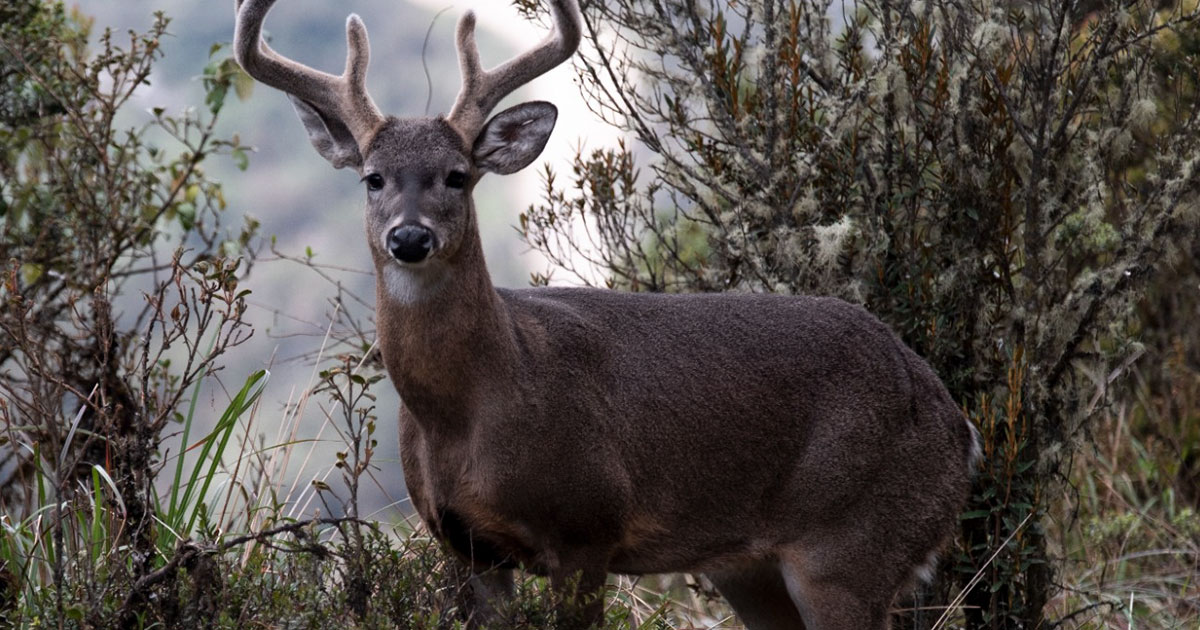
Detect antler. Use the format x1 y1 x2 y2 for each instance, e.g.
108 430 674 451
447 0 582 141
233 0 385 150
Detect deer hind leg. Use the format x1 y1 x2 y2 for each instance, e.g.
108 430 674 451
705 561 808 630
776 547 894 630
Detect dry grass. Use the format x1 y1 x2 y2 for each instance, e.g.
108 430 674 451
1048 360 1200 629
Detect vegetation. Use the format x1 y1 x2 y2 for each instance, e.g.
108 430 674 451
1 0 1197 628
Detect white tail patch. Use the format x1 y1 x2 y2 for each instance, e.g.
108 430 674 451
967 418 983 471
913 551 938 585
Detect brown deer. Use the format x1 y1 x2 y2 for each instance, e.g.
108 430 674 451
233 0 981 627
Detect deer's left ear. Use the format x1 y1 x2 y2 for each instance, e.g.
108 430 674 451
288 95 364 170
472 101 557 175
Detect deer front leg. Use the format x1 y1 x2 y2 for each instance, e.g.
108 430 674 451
463 568 514 629
549 563 608 629
463 564 606 628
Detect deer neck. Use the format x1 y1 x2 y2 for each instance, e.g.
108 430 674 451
374 224 515 433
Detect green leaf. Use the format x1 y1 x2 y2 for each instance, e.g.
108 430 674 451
19 263 43 285
176 202 196 230
179 369 270 535
205 82 228 115
231 147 249 171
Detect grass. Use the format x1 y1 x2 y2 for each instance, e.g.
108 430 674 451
1048 359 1200 629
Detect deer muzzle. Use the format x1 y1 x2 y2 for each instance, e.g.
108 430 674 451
388 224 437 264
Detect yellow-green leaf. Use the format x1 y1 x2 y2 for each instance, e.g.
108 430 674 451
234 67 255 101
20 263 44 285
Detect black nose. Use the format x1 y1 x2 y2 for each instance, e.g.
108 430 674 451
388 225 436 263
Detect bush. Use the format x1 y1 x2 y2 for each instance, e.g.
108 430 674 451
0 0 256 545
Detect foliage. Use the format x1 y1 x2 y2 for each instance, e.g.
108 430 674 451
517 0 1200 626
0 0 258 558
0 0 257 624
1050 368 1200 627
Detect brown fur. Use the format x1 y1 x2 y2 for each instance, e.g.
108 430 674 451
234 1 980 627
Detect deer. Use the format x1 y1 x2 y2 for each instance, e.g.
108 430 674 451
233 0 981 628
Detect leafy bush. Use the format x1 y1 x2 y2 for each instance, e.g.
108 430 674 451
0 0 256 552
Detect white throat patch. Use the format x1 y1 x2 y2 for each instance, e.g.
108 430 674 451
381 263 447 305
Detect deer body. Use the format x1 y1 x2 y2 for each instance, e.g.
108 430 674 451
390 284 973 576
235 1 979 627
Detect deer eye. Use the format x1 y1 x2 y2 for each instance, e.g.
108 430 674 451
445 171 467 189
363 173 385 191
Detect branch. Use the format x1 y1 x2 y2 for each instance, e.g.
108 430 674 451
116 517 377 623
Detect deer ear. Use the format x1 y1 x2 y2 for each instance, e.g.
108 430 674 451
288 95 363 170
473 101 557 175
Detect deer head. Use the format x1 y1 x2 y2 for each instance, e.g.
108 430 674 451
233 0 579 290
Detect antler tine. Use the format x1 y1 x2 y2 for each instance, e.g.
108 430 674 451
447 0 582 140
234 0 384 149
